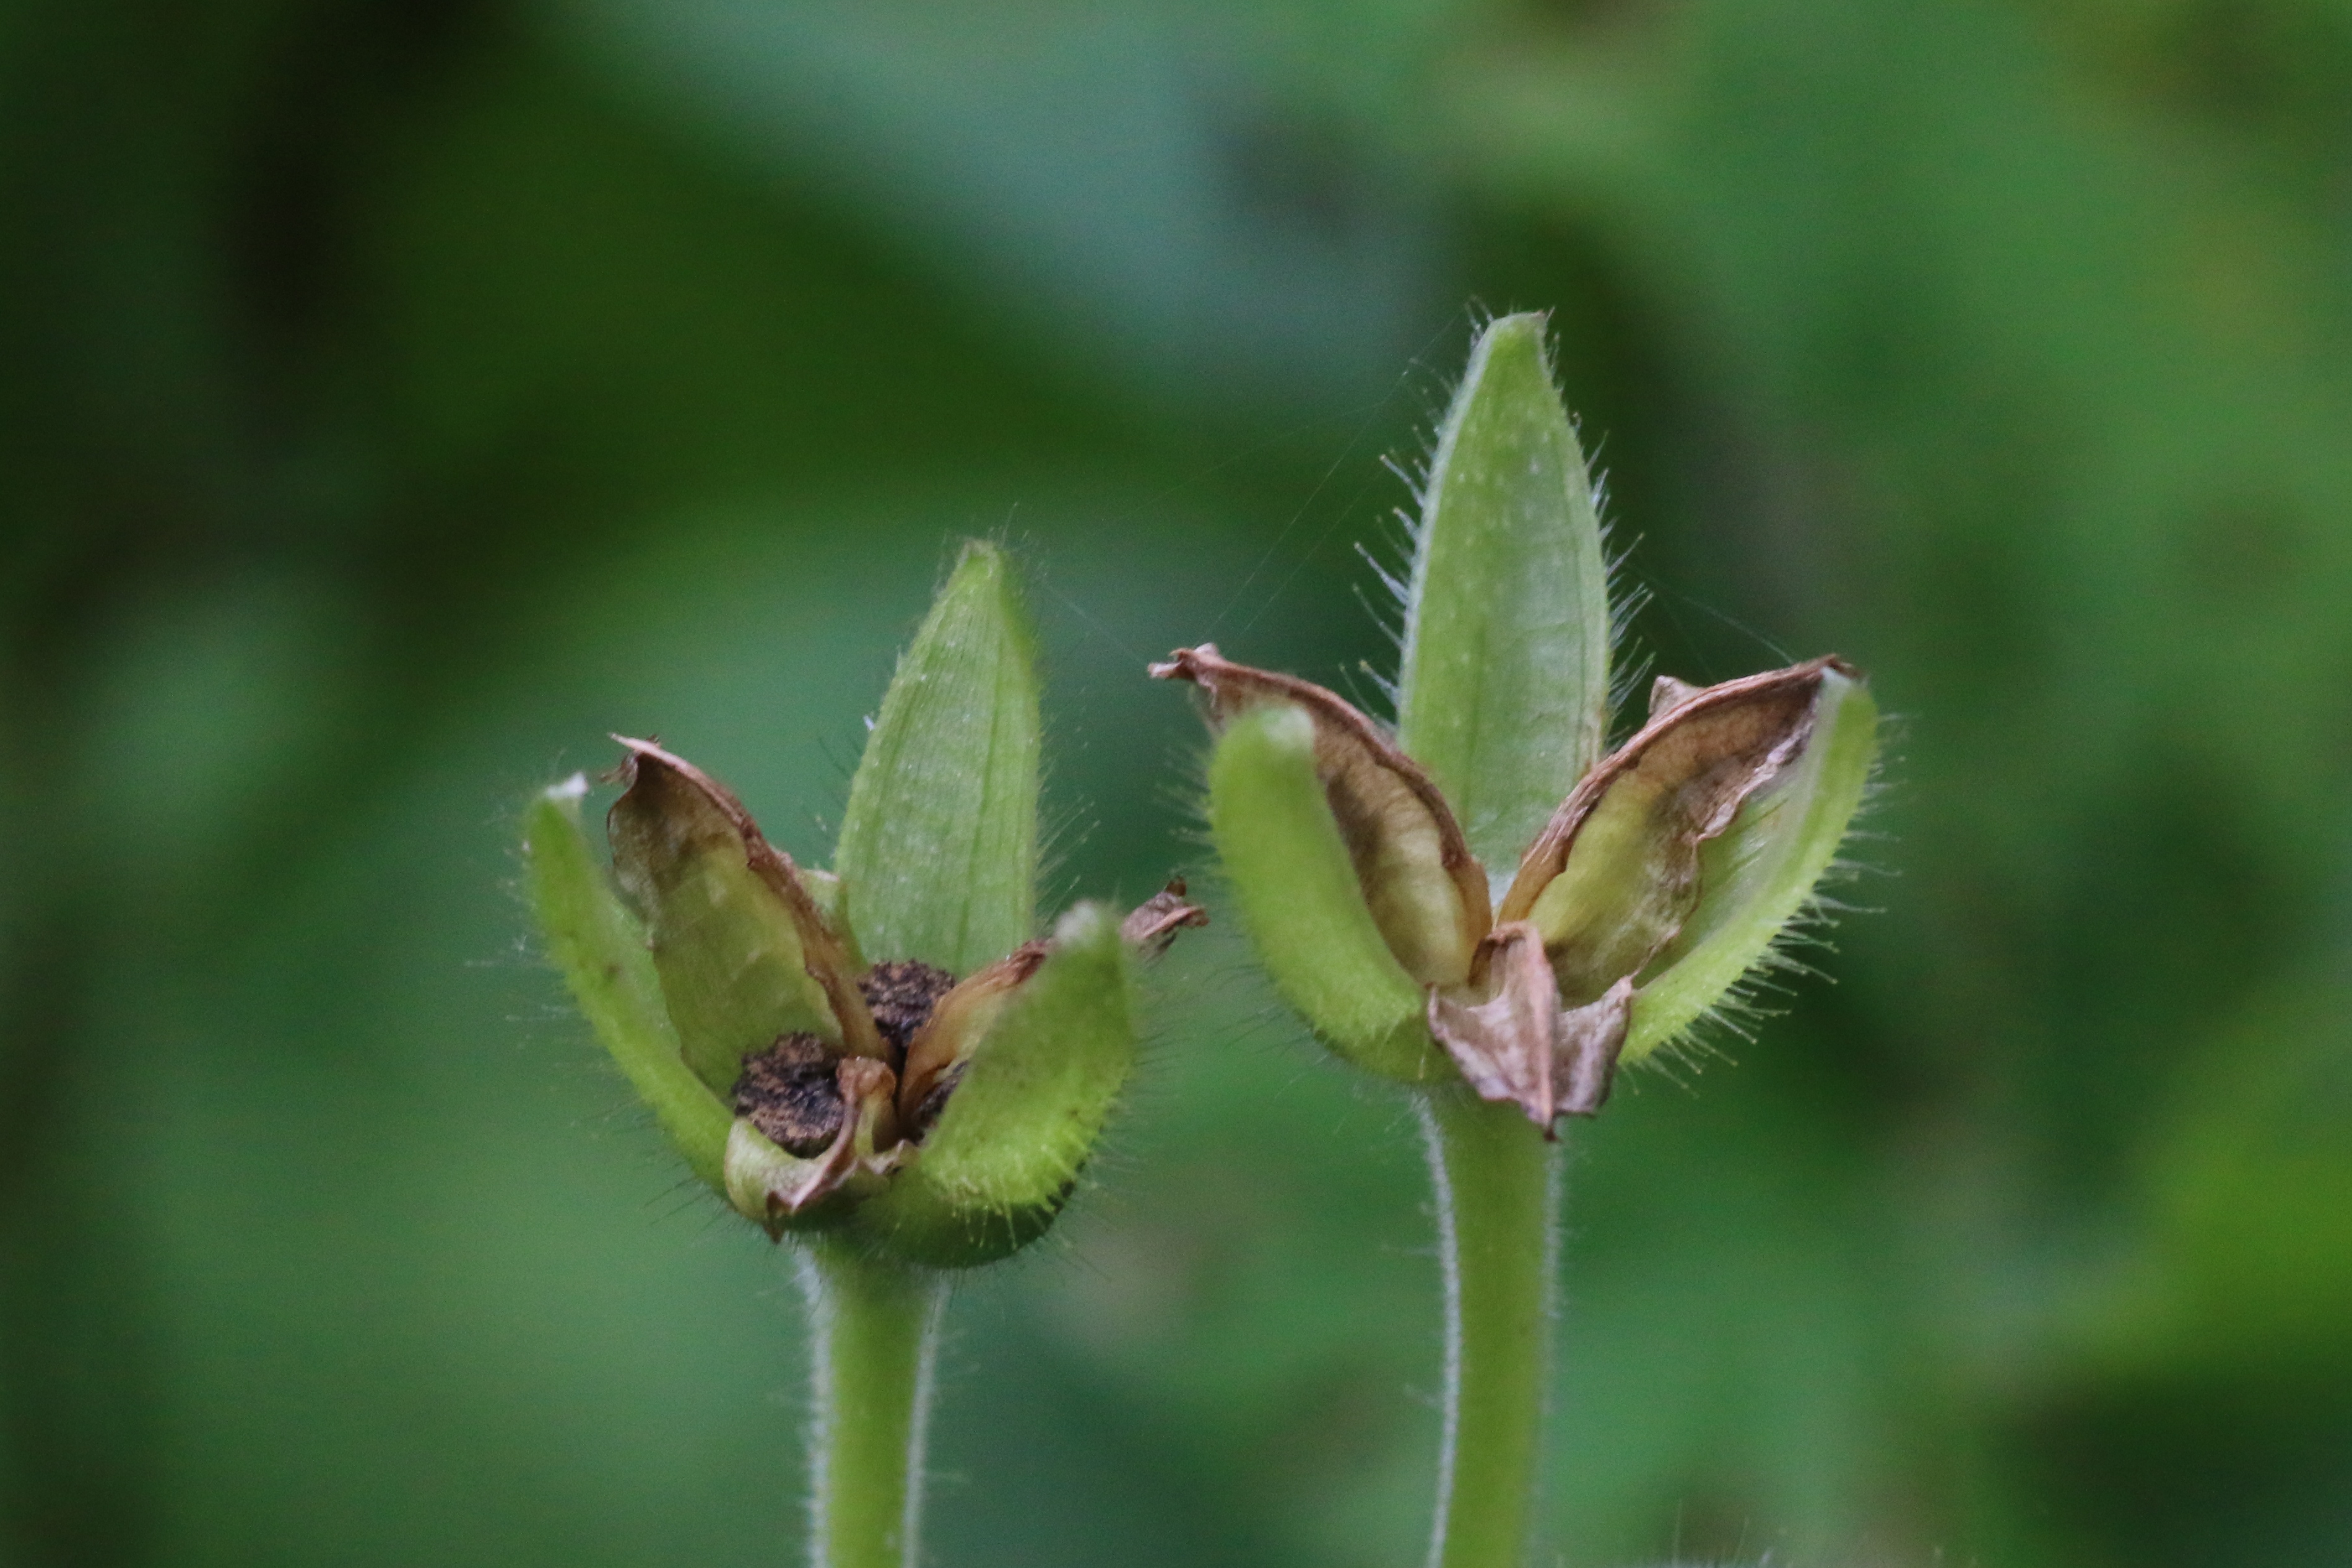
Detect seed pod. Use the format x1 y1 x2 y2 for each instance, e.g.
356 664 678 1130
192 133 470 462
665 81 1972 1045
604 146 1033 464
1153 318 1878 1130
528 540 1204 1261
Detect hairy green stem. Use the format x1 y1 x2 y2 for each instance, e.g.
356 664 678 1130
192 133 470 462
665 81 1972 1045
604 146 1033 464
1417 1085 1560 1568
797 1242 947 1568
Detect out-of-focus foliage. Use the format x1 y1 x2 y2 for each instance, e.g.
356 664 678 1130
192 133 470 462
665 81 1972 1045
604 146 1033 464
3 1 2348 1565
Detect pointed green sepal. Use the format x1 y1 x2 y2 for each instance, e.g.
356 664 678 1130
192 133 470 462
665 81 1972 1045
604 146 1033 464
1205 701 1446 1082
836 540 1041 974
522 778 731 1190
1397 312 1612 869
1625 666 1879 1062
857 904 1136 1268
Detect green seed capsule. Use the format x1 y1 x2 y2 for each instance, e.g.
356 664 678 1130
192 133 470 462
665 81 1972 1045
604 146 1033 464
525 540 1201 1260
1155 313 1879 1130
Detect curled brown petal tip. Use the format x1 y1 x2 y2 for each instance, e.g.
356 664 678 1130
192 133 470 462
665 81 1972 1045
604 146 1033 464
1120 878 1209 958
1148 643 1222 683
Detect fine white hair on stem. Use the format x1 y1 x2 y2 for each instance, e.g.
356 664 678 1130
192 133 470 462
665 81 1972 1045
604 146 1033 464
899 1281 948 1568
1414 1095 1463 1568
795 1250 950 1568
795 1249 836 1566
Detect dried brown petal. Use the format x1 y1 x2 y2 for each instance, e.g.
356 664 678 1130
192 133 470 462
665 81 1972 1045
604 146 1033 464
609 738 887 1065
1426 922 1629 1130
1150 644 1489 986
896 941 1050 1124
1496 658 1846 1003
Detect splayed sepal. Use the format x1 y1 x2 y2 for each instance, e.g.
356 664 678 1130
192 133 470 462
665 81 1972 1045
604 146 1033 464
1498 657 1844 1000
856 904 1141 1268
1187 697 1446 1081
1428 923 1629 1132
523 779 732 1191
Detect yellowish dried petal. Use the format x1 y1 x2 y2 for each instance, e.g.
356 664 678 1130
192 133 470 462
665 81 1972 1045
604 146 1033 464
1496 659 1843 1003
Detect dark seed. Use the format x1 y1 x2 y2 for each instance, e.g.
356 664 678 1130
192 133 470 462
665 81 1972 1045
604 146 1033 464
732 1033 845 1156
908 1062 968 1139
858 960 958 1056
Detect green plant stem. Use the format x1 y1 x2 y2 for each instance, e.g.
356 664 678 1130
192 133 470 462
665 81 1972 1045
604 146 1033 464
798 1241 948 1568
1417 1084 1560 1568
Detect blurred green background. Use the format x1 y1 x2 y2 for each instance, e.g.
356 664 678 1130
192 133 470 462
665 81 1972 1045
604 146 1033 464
5 1 2351 1564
